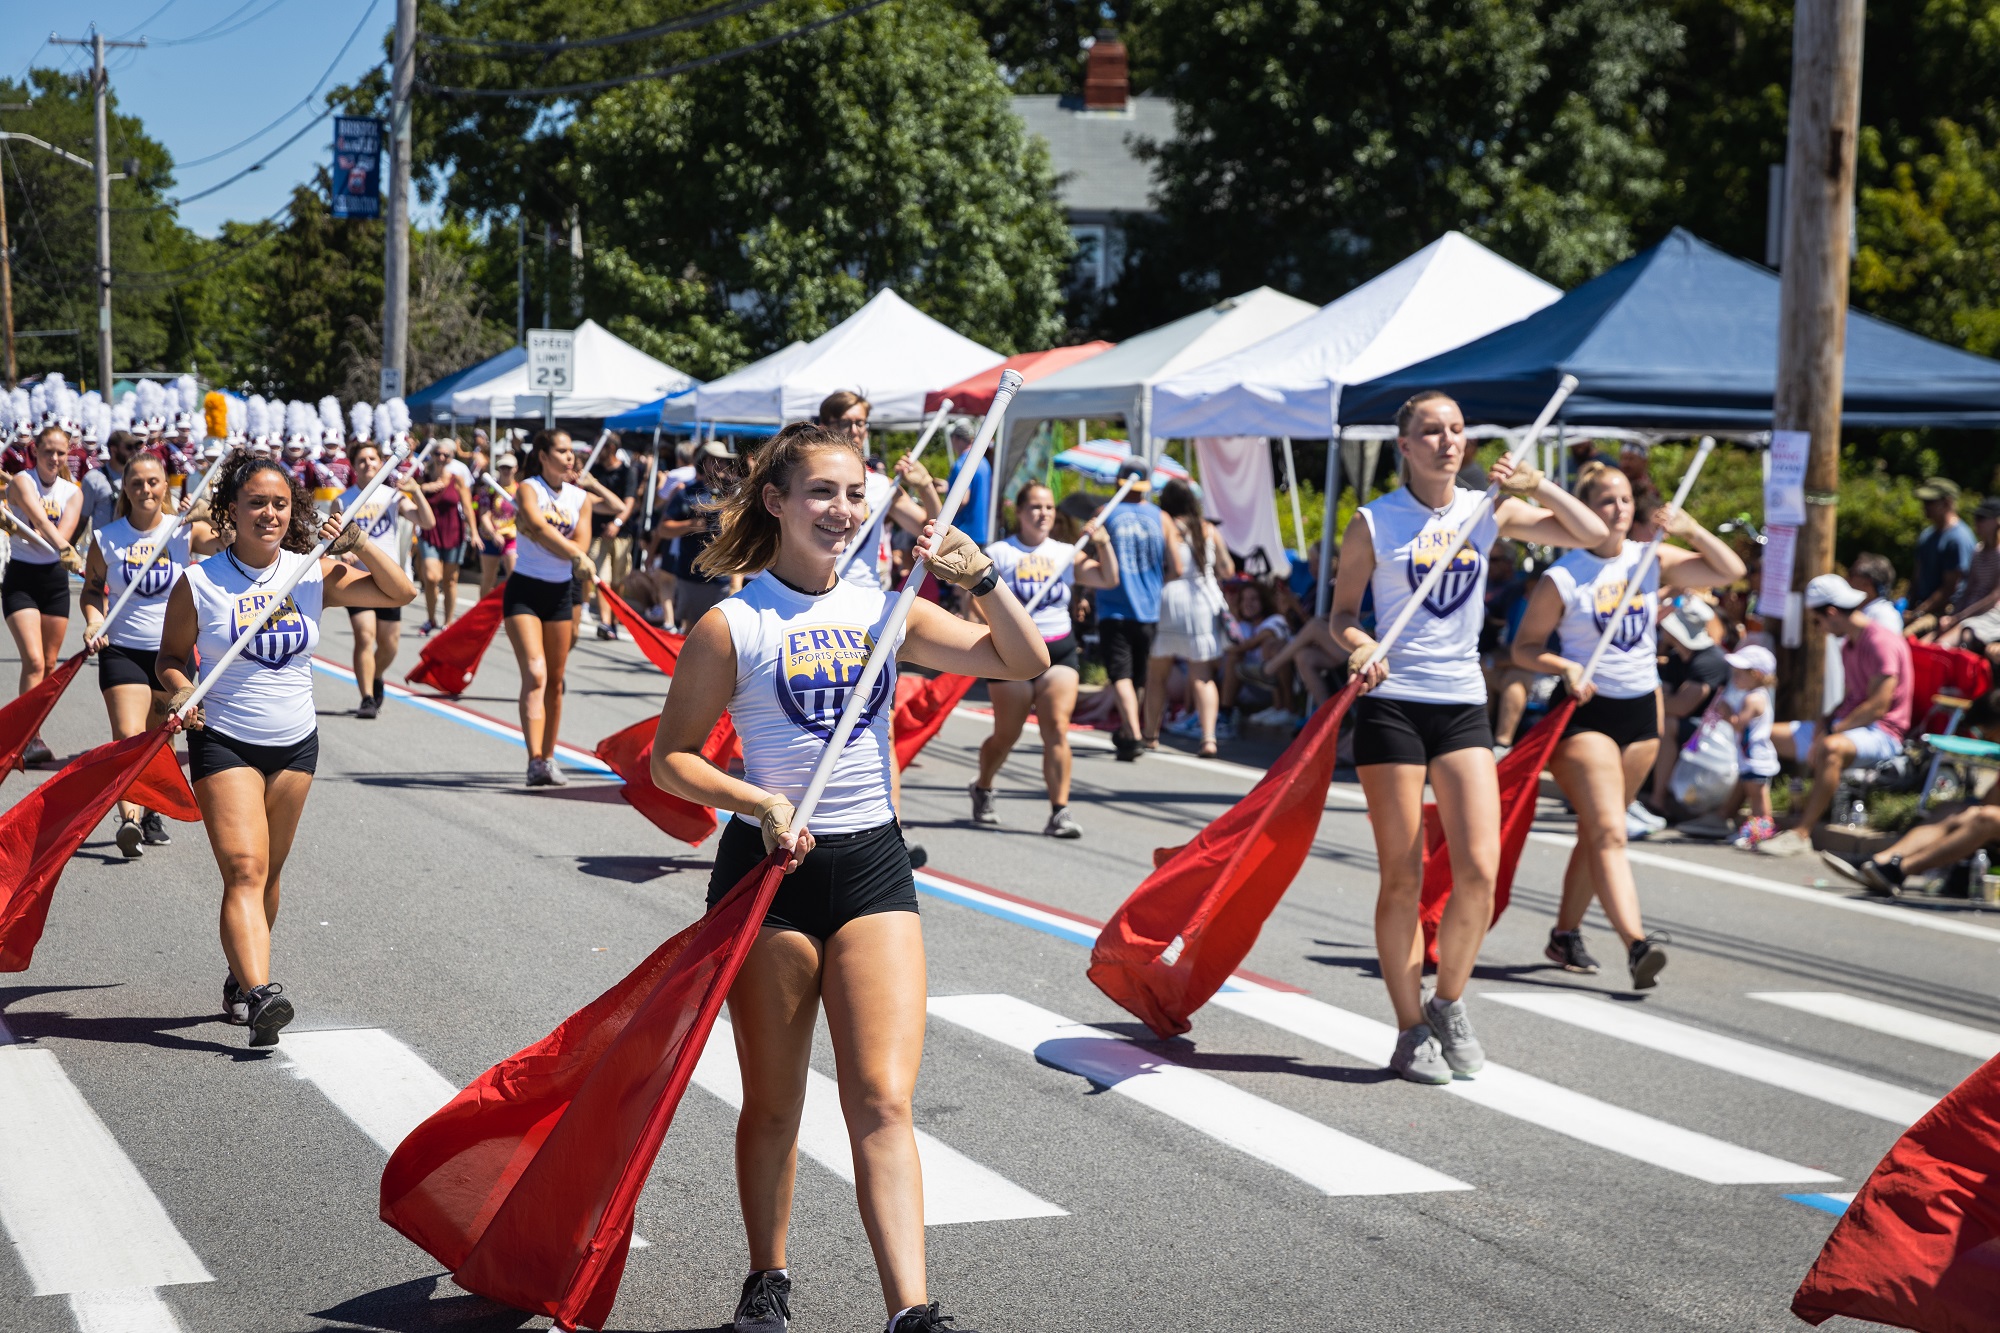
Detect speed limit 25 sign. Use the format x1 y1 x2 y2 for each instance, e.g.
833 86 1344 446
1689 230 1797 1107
527 329 576 395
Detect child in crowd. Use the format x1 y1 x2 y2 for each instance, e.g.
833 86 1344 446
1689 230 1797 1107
1717 644 1781 849
1220 578 1298 731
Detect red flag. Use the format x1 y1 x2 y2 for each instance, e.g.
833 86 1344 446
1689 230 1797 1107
122 737 201 822
405 586 507 695
596 585 686 677
1793 1053 2000 1330
594 713 739 846
893 672 976 770
0 729 174 971
381 853 786 1331
0 651 86 782
1416 699 1575 963
1089 678 1359 1038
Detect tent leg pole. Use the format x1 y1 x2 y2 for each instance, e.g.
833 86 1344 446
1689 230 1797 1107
1316 435 1341 618
1280 435 1305 558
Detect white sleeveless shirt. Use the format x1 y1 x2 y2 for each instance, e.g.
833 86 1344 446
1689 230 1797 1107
94 516 193 650
336 483 402 562
183 549 324 745
986 535 1077 641
513 476 585 583
1360 485 1498 705
1545 541 1661 700
716 570 906 835
8 470 81 564
838 472 898 592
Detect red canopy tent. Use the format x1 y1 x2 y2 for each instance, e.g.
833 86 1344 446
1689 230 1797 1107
924 343 1113 415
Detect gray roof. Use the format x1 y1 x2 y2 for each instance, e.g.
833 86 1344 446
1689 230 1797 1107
1011 93 1176 217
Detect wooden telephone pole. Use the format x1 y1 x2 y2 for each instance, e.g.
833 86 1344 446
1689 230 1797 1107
1775 0 1865 721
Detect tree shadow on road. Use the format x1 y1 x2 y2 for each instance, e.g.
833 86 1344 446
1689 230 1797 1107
574 854 711 883
308 1271 717 1333
0 982 267 1060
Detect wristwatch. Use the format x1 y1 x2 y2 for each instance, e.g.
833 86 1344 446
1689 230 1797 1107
968 567 1001 598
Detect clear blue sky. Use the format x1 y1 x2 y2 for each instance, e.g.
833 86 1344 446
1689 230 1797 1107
3 0 407 237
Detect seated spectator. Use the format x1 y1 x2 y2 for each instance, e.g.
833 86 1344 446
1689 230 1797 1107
1845 552 1904 634
1756 575 1915 857
1908 477 1975 638
1220 578 1297 730
1822 784 2000 896
1938 498 2000 657
1646 604 1733 815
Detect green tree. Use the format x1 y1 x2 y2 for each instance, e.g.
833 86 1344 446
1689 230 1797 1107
1854 118 2000 360
250 175 386 401
1108 0 1680 335
952 0 1160 93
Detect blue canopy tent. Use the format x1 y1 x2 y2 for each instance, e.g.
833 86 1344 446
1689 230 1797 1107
406 346 526 424
1339 228 2000 429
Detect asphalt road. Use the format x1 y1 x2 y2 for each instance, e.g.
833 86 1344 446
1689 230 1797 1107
3 602 1994 1333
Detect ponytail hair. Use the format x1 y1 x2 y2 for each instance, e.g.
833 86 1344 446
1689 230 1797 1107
696 422 859 577
1157 477 1209 570
520 429 571 482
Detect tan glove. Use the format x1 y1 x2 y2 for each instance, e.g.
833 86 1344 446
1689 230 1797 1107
571 551 598 589
167 684 204 729
58 543 85 574
753 793 796 854
326 522 367 557
1498 464 1545 497
923 525 994 590
1348 643 1388 683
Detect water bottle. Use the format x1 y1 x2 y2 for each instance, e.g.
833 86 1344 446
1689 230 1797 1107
1846 795 1869 829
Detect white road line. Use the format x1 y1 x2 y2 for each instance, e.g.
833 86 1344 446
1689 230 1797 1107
1209 988 1838 1185
1483 992 1939 1126
1527 831 2000 947
692 1021 1066 1225
309 655 613 774
0 1022 210 1305
67 1288 187 1333
1749 992 2000 1061
279 1028 460 1155
927 993 1471 1197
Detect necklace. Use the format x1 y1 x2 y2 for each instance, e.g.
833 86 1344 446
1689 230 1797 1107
771 567 836 597
224 546 280 587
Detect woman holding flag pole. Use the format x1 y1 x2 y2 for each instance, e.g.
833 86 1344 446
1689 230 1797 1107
80 449 229 856
5 424 85 766
1331 388 1606 1085
504 429 595 787
339 439 437 718
650 397 1044 1333
155 449 419 1046
1510 446 1742 988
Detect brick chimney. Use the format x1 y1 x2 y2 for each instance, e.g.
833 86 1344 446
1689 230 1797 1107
1083 29 1128 111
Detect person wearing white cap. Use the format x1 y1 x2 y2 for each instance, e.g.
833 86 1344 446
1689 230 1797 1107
1711 644 1780 848
1509 460 1744 987
1755 573 1916 857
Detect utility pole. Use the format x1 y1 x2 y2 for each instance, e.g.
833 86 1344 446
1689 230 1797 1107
381 0 416 400
51 29 145 392
1774 0 1865 721
0 101 29 387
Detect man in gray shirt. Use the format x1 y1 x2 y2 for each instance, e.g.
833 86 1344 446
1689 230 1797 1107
80 429 142 538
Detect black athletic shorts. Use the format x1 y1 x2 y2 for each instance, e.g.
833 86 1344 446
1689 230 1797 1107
1 559 70 618
707 816 919 941
98 643 159 692
187 727 320 782
348 603 402 624
502 571 574 622
1352 695 1494 767
1558 688 1661 748
1098 618 1154 683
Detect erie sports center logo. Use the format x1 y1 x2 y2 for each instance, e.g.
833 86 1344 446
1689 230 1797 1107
777 624 892 745
1592 577 1652 652
231 591 310 670
1405 528 1483 618
121 539 179 597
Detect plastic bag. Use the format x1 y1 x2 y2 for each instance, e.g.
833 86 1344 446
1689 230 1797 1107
1670 712 1741 813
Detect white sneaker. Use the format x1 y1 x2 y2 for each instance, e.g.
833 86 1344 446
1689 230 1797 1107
544 757 569 787
1625 811 1655 841
1627 801 1667 832
1754 828 1813 857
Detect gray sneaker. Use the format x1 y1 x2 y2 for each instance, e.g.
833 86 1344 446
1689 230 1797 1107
1043 806 1083 839
1389 1024 1452 1085
526 758 552 787
544 757 569 787
969 783 999 825
1423 994 1486 1076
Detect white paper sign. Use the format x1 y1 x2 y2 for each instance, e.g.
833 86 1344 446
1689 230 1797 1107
1759 522 1798 620
1766 429 1809 526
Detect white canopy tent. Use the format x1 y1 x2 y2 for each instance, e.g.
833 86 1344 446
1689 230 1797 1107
694 289 1002 427
449 319 700 420
1148 232 1561 438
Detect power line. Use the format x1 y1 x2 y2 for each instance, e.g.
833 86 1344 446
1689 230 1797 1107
152 0 295 47
420 0 897 99
115 0 186 42
422 0 783 55
171 0 384 170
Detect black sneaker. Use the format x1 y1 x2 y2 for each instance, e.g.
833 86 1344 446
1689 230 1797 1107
969 783 999 826
1545 928 1599 974
595 623 617 641
889 1301 979 1333
21 737 53 766
356 694 380 719
732 1269 791 1333
221 974 249 1025
1628 934 1670 990
116 817 144 859
141 811 172 845
1112 732 1142 762
245 983 294 1047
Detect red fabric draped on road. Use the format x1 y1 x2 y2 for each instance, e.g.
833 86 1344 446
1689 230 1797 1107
893 672 976 770
0 652 86 783
1089 678 1358 1039
1416 699 1575 964
404 586 506 696
595 713 740 846
380 852 786 1331
1793 1052 2000 1330
0 729 176 971
597 586 685 678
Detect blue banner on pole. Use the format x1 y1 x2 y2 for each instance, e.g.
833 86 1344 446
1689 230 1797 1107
331 117 383 219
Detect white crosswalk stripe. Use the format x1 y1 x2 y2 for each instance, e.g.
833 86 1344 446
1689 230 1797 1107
1483 992 1940 1125
928 993 1473 1196
691 1020 1067 1225
1749 992 2000 1061
1212 986 1840 1184
0 1018 206 1332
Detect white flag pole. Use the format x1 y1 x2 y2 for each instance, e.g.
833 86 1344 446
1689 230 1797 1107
1575 436 1717 687
92 446 235 639
1019 475 1139 615
793 375 1022 832
834 398 954 581
1361 374 1579 673
175 441 433 721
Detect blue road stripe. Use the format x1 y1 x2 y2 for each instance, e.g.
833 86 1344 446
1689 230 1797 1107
1784 1193 1855 1217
